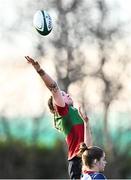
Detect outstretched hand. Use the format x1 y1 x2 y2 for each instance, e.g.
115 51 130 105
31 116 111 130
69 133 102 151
25 56 35 64
79 106 89 123
25 56 41 71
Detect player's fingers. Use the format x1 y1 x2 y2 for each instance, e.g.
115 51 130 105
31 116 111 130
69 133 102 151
25 56 35 64
78 106 82 113
25 56 30 61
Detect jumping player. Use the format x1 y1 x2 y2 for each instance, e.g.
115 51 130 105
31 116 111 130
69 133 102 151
25 56 93 179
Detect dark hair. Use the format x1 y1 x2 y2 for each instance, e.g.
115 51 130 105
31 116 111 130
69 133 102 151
48 96 55 114
78 142 104 168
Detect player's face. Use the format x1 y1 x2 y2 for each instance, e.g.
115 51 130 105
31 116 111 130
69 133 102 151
61 91 73 105
97 152 107 172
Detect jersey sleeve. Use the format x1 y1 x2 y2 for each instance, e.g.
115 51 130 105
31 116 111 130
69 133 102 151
55 103 69 116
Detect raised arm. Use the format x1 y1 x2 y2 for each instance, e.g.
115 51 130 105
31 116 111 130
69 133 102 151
25 56 65 107
79 107 93 147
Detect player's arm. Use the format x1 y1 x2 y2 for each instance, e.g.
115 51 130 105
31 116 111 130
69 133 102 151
25 56 65 107
79 107 93 147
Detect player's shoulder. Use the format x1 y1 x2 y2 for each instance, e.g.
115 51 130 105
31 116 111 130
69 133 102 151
81 173 92 180
56 103 69 116
91 172 107 179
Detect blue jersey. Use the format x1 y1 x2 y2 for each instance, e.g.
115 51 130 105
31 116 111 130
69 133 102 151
81 172 107 180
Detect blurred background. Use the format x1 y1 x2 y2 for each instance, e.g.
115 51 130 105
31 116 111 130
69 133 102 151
0 0 131 179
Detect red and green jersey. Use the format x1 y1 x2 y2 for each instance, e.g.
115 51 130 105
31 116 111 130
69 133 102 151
54 104 84 160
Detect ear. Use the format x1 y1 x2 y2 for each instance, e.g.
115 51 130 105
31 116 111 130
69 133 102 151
93 159 97 164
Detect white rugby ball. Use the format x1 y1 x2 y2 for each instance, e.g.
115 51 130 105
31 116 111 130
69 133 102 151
33 10 53 36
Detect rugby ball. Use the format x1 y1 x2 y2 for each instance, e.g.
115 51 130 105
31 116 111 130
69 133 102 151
33 10 53 36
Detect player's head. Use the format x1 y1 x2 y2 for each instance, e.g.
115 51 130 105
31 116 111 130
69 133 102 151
48 91 73 114
61 91 73 106
78 143 107 172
